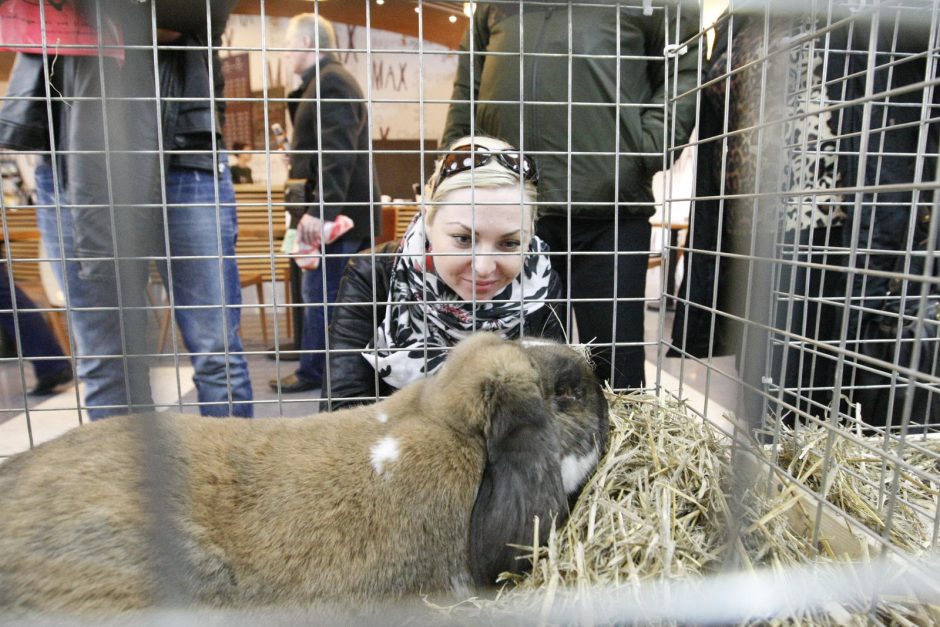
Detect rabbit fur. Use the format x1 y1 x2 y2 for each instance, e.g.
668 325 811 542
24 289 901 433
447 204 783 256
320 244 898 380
0 333 608 613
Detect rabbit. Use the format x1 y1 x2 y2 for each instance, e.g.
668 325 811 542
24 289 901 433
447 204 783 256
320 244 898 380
0 332 608 614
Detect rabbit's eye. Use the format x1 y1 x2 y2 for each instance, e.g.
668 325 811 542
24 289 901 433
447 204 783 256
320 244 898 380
555 383 583 402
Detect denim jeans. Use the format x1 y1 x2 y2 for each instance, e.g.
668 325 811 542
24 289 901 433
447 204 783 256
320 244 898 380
35 162 254 418
296 236 364 385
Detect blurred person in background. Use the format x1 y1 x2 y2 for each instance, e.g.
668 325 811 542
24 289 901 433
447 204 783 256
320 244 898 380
0 268 72 396
0 0 254 418
229 141 254 184
440 3 699 390
268 12 381 395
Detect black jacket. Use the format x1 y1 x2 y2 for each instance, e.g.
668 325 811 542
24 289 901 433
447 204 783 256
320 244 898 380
288 56 381 243
320 242 567 410
441 2 699 219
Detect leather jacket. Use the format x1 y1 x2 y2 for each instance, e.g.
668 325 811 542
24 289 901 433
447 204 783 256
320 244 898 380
321 242 568 411
0 4 233 173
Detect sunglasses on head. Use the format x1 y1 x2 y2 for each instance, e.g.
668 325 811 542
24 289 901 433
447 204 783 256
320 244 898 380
430 143 539 194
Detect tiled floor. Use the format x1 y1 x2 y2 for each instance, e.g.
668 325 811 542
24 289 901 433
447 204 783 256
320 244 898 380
0 304 742 458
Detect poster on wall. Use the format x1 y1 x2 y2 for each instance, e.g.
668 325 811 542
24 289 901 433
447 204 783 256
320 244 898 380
220 15 457 185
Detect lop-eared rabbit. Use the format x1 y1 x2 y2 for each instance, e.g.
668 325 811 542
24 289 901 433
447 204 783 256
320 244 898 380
0 333 608 613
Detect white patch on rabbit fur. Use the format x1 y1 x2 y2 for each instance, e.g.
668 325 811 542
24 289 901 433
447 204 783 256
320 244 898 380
560 449 599 495
370 436 400 475
450 573 472 599
376 412 389 424
520 338 557 347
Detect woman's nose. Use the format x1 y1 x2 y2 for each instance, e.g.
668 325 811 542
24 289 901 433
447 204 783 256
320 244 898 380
472 251 497 277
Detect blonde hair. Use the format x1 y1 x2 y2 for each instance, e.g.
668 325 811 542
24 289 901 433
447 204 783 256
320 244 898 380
287 13 337 51
426 136 538 225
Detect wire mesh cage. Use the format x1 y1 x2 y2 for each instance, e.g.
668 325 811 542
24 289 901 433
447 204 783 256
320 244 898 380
657 0 940 620
0 0 938 622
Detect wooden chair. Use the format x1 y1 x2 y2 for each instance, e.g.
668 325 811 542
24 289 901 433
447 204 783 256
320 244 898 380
648 221 689 270
154 182 290 351
378 203 420 244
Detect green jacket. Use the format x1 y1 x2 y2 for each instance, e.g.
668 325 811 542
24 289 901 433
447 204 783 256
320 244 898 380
441 2 699 218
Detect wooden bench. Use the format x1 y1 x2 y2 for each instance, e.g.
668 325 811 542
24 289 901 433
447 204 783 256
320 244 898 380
2 193 291 352
232 183 292 347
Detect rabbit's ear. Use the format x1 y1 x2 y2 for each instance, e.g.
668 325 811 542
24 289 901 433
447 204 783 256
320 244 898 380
468 378 567 587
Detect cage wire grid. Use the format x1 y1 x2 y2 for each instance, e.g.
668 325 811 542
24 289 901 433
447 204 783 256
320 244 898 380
0 0 937 621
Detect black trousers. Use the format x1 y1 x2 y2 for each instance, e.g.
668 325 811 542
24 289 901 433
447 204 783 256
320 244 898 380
537 214 651 390
770 226 847 425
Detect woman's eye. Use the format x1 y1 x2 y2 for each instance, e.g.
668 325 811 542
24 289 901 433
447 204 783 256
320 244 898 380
452 234 472 246
501 240 522 251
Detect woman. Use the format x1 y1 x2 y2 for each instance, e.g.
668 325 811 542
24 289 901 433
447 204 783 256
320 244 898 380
322 136 567 409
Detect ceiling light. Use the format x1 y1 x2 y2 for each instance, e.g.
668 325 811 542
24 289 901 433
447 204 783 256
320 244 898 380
376 0 384 4
449 15 457 23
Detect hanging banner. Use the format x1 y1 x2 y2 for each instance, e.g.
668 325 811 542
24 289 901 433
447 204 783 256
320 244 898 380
0 0 124 59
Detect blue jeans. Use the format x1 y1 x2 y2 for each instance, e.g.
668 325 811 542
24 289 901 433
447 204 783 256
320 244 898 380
296 237 364 384
35 162 254 419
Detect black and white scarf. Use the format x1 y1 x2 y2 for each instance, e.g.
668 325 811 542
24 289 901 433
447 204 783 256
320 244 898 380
362 213 554 389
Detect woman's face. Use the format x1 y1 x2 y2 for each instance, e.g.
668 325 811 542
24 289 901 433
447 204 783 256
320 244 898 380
425 185 533 301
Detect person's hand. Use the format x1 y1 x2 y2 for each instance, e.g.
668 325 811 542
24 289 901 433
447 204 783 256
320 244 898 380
297 214 323 248
156 29 182 44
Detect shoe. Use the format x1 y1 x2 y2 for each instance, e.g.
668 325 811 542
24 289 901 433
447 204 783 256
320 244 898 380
268 373 319 393
265 343 301 361
29 365 74 397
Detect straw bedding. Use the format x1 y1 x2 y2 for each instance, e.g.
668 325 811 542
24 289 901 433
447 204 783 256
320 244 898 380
446 391 940 625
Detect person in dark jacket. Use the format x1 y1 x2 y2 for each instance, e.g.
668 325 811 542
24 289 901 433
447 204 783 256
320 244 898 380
229 141 254 184
321 136 566 410
269 13 382 395
0 0 254 418
672 7 939 431
440 3 699 390
0 268 73 396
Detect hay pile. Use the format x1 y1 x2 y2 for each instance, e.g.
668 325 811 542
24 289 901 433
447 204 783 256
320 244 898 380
449 391 940 625
772 424 938 553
